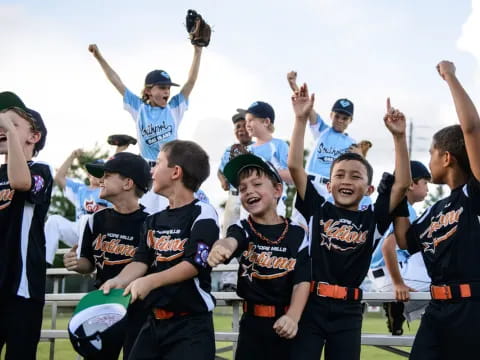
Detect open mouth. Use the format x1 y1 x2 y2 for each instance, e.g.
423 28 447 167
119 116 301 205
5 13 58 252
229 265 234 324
0 135 7 143
246 197 260 205
339 188 353 195
162 96 169 102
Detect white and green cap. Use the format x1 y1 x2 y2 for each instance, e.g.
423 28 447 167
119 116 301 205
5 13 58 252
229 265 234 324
68 289 131 358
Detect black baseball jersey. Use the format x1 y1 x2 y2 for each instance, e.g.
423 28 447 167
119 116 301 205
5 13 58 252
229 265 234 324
406 179 480 285
295 179 391 290
133 199 219 313
0 161 53 301
227 218 309 305
80 207 149 288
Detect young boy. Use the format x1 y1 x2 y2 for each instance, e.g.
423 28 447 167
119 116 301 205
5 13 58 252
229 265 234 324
368 160 431 335
393 61 480 359
288 84 411 359
101 140 219 360
63 152 151 359
240 101 292 216
208 153 310 360
0 92 51 360
45 150 109 264
89 41 203 214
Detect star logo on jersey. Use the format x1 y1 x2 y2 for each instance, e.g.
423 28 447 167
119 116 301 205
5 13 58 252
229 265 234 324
94 252 108 269
421 241 435 254
241 262 259 282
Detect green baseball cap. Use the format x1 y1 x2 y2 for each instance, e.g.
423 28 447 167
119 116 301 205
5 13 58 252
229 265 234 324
68 289 131 358
223 153 282 188
0 91 28 112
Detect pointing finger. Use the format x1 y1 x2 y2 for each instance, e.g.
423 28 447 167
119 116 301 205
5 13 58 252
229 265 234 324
386 97 392 113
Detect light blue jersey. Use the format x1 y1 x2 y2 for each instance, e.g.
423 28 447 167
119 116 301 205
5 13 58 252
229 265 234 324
64 178 110 220
370 203 416 268
306 114 356 178
247 138 289 171
219 145 231 173
123 88 188 161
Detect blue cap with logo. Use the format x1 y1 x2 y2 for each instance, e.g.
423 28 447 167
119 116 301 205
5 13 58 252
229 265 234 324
144 70 179 87
246 101 275 123
332 98 354 117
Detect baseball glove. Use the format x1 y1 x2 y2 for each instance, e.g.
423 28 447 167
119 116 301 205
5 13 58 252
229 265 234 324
229 144 249 160
107 134 137 147
358 140 372 157
186 9 211 47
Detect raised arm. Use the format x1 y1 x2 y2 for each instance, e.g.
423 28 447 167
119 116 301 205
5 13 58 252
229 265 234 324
287 71 318 126
437 61 480 181
54 149 82 190
180 46 203 99
393 216 410 250
88 44 126 96
384 98 411 212
0 111 33 191
289 84 315 199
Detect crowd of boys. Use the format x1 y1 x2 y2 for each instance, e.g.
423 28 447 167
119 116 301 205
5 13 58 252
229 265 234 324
1 22 479 360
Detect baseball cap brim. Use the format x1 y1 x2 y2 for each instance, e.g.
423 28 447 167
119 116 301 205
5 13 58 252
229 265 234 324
332 109 353 116
0 92 28 113
223 153 282 188
85 163 106 179
150 81 180 87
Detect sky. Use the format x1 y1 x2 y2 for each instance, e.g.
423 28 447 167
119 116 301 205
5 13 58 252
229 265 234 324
1 0 480 208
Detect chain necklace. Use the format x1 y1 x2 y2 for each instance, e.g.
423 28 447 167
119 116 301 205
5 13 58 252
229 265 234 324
247 216 289 245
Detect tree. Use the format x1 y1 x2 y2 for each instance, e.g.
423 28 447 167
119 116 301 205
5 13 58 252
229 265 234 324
422 184 448 211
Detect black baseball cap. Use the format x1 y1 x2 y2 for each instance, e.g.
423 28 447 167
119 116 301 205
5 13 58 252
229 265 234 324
223 153 282 188
245 101 275 123
0 92 48 153
332 98 354 117
232 109 247 123
410 160 431 180
86 152 152 193
144 70 179 87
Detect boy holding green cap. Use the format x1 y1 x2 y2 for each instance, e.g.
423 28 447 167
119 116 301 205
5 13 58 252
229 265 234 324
0 91 51 360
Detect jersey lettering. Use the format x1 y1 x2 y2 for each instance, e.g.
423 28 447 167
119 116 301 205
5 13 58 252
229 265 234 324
320 219 368 251
147 230 187 262
419 207 463 254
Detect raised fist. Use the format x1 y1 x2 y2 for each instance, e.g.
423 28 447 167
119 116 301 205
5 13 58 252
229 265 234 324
436 60 456 81
88 44 100 57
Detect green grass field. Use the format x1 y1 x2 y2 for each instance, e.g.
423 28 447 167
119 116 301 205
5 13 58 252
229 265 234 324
1 306 420 360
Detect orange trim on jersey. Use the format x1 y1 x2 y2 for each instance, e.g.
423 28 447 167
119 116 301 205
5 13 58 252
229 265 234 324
153 308 189 320
155 252 184 262
103 258 132 266
242 302 289 318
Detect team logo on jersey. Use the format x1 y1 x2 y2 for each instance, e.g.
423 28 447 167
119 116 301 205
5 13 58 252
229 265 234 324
142 122 173 145
32 175 44 194
93 234 137 268
0 188 15 210
84 200 100 214
420 207 463 254
147 230 187 262
320 219 368 251
316 143 350 161
194 242 210 268
240 243 296 281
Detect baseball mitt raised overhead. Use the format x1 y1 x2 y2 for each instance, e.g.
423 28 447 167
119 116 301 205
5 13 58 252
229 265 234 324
186 9 211 47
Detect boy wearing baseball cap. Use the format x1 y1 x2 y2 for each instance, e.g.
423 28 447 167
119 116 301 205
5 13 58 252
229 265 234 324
63 152 151 359
369 160 432 335
241 100 292 216
208 153 311 360
0 92 52 359
101 140 219 360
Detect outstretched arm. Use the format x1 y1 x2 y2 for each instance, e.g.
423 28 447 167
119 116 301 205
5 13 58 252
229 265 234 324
207 237 239 267
287 71 318 126
384 98 411 212
289 84 315 199
88 44 126 96
437 61 480 181
181 46 203 99
54 149 83 190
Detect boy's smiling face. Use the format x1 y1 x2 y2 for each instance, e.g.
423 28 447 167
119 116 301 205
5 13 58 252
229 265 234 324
147 85 171 107
245 113 269 138
331 112 352 133
238 169 282 218
327 159 373 210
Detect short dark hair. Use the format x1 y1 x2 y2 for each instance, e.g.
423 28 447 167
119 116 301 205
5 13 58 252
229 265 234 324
162 140 210 192
433 125 472 177
330 152 373 184
238 166 280 187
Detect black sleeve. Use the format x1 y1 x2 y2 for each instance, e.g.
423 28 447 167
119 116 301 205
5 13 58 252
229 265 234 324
226 223 249 258
80 215 95 264
133 220 156 265
373 190 393 235
406 223 421 255
467 178 480 214
183 212 220 272
294 179 325 222
292 227 311 284
27 163 53 205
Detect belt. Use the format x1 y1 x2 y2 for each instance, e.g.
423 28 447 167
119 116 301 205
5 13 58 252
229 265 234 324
153 308 189 320
310 281 363 301
242 301 289 318
430 283 480 300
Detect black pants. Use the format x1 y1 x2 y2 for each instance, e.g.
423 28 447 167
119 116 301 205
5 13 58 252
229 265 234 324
290 298 363 360
410 299 480 360
128 312 215 360
0 294 44 360
235 313 292 360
